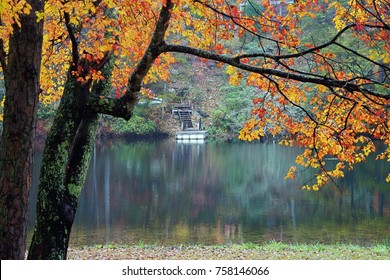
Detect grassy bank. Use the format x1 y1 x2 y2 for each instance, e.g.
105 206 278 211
67 242 390 260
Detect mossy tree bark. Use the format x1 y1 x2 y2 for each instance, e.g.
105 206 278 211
28 59 113 259
0 0 44 260
27 70 91 259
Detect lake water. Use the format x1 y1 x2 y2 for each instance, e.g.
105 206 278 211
29 139 390 246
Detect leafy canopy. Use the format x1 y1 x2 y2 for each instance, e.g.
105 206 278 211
0 0 389 190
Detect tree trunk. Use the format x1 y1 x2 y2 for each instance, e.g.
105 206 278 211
27 1 171 258
28 59 114 259
0 0 44 260
27 71 89 259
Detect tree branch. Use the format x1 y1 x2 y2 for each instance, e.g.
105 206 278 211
334 41 390 72
193 0 279 44
160 43 390 100
127 0 173 92
233 24 357 61
64 12 79 66
358 0 390 30
86 0 174 119
86 94 134 120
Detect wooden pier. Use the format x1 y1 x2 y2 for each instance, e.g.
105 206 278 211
175 129 208 143
171 103 208 143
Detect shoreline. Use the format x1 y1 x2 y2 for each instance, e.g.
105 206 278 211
66 242 390 260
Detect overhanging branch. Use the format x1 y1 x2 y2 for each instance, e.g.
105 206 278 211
86 0 174 119
64 12 79 66
86 94 135 120
159 43 390 100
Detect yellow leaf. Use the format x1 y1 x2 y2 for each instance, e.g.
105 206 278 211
285 166 296 180
226 65 235 75
36 11 44 22
0 95 5 122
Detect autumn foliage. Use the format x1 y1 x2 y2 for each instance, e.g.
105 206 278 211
234 0 390 190
1 0 390 192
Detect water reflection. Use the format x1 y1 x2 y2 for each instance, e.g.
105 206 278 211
30 140 390 246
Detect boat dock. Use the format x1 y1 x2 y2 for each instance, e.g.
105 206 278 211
175 129 208 143
171 103 208 143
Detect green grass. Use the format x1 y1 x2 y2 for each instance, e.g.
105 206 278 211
67 242 390 260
